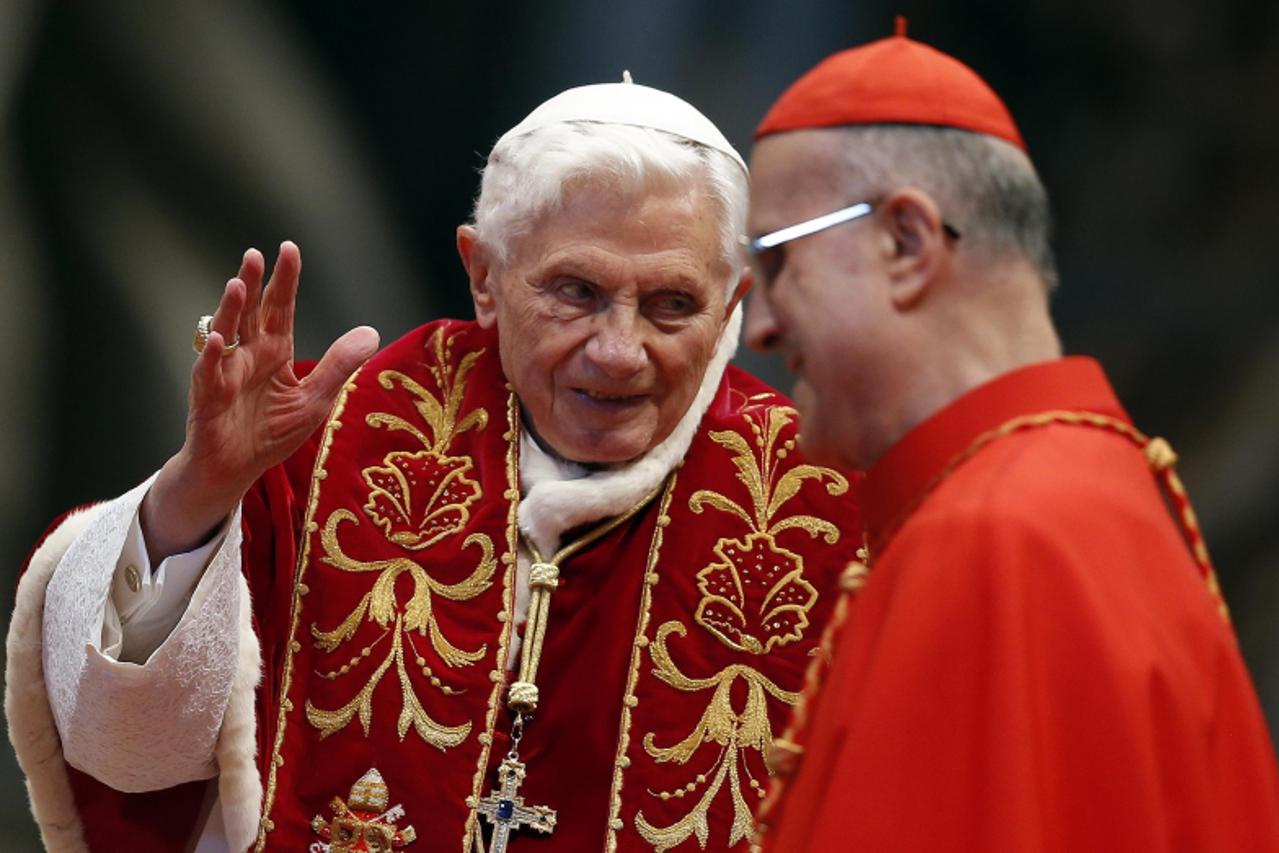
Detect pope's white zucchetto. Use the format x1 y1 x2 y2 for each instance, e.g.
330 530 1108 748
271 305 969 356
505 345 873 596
494 76 747 175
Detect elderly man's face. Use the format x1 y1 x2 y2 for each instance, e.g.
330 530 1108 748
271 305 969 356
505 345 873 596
465 180 741 464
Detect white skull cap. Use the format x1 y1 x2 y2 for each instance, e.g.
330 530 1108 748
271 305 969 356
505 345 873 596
493 74 747 175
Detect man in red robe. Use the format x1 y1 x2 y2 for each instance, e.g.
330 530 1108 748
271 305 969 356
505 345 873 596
742 20 1279 852
7 80 862 851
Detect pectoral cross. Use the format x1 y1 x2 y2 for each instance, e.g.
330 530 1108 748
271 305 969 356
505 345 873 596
475 755 556 852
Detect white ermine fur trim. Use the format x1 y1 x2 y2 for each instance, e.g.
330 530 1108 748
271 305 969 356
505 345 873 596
6 505 100 852
518 303 742 556
214 570 264 850
6 494 264 850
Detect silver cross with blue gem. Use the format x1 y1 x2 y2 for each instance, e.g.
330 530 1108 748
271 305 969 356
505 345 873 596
475 755 556 852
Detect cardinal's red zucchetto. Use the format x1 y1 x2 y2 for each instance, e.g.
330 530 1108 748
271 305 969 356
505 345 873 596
755 16 1025 151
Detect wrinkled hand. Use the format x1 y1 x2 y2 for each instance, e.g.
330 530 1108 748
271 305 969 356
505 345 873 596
141 242 380 561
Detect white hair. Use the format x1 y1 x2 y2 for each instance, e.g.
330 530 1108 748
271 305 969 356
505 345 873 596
471 122 748 294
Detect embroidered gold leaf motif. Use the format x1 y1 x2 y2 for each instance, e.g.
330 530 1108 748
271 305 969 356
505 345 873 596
363 450 481 550
318 512 494 662
307 615 472 749
360 329 488 547
694 533 818 655
688 405 846 654
632 403 845 850
304 328 497 748
306 514 494 747
688 411 847 545
367 330 489 454
634 622 798 851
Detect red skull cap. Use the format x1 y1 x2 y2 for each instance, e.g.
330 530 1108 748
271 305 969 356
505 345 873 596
755 16 1025 151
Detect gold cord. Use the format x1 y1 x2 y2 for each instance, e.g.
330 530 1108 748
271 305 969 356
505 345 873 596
751 408 1225 851
507 479 670 714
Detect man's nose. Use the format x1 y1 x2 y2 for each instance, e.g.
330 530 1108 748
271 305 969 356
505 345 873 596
584 309 648 378
744 291 782 352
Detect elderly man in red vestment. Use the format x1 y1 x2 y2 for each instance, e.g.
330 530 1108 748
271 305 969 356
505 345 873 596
743 20 1279 853
6 80 862 851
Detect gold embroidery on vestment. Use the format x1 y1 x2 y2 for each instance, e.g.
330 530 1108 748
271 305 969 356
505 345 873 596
312 768 418 850
258 369 364 850
633 622 799 851
259 329 512 849
361 348 487 549
694 534 816 655
304 329 496 746
688 406 847 654
631 403 848 851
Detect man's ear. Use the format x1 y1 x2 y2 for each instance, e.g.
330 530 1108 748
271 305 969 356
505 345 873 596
879 188 952 310
725 268 752 317
457 225 498 328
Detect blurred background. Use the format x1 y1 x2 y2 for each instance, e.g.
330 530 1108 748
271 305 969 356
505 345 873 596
2 0 1277 844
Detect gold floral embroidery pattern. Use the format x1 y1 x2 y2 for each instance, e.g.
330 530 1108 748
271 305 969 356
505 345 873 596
689 405 847 654
361 334 487 549
305 519 495 746
634 622 800 851
694 535 815 655
305 328 496 747
634 403 848 850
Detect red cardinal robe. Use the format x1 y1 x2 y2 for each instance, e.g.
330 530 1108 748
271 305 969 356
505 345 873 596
761 357 1279 852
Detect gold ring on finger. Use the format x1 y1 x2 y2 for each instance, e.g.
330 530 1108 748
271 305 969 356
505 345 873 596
193 314 240 355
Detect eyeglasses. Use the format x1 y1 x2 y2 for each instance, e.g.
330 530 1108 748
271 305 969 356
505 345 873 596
741 201 960 289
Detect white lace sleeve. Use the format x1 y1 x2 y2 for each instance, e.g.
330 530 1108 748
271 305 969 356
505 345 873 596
107 510 230 664
42 477 245 793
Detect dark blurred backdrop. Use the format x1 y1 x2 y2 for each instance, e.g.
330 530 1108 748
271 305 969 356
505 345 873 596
2 0 1277 845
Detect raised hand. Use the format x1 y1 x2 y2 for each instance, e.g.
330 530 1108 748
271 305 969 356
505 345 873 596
141 242 380 561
